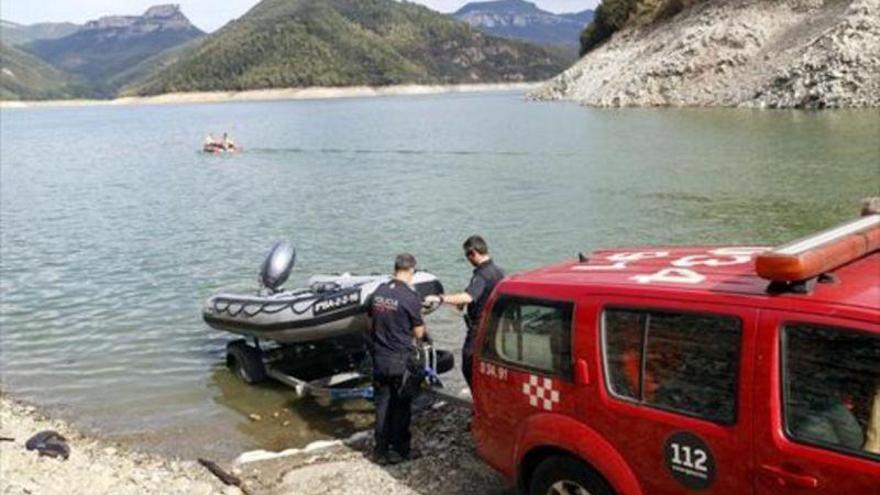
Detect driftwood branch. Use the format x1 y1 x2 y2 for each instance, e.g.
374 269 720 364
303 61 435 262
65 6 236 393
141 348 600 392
198 458 253 495
0 437 15 442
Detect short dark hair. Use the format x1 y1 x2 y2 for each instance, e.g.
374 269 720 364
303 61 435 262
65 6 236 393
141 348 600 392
394 253 417 271
462 235 489 255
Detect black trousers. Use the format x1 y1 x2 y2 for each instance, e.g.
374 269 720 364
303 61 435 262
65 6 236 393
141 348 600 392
462 338 474 390
373 374 412 456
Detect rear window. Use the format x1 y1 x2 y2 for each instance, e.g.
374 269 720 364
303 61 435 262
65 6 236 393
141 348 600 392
482 296 573 378
602 308 742 424
782 323 880 462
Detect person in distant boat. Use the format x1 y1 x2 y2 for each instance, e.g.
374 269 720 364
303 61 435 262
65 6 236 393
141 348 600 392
221 133 235 151
204 134 216 147
366 253 427 465
425 235 504 390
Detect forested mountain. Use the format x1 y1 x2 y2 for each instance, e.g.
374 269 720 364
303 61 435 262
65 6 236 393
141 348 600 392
561 9 596 26
25 5 203 96
454 0 593 49
128 0 568 95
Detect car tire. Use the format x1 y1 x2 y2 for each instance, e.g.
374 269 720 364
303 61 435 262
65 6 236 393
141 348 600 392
226 340 267 384
529 456 614 495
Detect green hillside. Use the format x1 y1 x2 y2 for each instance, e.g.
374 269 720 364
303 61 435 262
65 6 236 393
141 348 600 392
108 38 203 91
0 42 87 100
128 0 568 95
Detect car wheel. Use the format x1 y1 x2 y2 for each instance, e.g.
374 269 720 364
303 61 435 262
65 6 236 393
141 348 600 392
529 456 614 495
226 340 267 384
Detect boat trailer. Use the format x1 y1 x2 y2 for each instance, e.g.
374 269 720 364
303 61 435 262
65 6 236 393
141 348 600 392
225 335 453 401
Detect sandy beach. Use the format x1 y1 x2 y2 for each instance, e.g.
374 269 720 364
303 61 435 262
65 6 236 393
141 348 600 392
0 391 509 495
0 83 541 110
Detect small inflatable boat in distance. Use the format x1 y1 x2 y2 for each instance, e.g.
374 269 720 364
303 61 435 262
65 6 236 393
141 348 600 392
203 143 240 154
202 242 445 344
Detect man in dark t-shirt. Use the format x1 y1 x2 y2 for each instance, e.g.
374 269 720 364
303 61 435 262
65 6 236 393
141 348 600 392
425 235 504 390
366 253 426 464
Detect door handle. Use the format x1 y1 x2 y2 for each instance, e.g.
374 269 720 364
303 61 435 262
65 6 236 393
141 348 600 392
575 359 590 385
759 464 819 489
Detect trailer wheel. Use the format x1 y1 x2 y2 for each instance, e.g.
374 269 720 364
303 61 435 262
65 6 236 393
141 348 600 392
529 456 614 495
226 340 267 384
434 350 455 375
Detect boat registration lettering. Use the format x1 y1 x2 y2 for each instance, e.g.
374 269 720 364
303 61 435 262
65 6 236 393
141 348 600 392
314 290 361 315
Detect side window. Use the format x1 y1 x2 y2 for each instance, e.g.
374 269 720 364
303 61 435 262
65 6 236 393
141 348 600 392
783 324 880 461
603 308 742 424
482 297 573 377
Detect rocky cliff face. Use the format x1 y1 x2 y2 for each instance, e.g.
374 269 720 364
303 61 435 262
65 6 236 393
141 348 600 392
80 4 200 36
534 0 880 109
454 0 593 48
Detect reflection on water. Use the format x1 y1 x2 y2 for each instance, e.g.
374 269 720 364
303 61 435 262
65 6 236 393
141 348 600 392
209 366 374 455
1 92 878 458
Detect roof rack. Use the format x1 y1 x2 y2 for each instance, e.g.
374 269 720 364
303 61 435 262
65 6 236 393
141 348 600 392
756 214 879 292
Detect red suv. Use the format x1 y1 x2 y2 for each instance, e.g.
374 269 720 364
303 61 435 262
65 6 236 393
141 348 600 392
471 215 879 495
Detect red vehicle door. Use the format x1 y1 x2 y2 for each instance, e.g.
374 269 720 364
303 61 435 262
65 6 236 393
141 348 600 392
753 311 880 494
580 296 757 495
472 293 579 478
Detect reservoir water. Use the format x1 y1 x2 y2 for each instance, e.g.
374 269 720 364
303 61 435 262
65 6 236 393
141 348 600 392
1 92 878 459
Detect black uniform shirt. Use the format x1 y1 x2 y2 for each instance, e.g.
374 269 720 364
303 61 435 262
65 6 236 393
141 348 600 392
367 280 424 375
464 259 505 340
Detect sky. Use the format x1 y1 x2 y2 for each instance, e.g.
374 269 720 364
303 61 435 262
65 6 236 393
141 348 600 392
1 0 600 32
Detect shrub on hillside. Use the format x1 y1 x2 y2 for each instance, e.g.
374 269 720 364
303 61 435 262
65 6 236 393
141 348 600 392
579 0 639 56
579 0 705 56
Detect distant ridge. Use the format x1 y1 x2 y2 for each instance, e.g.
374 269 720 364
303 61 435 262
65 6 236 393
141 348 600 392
127 0 568 96
25 4 204 96
0 21 80 47
453 0 593 49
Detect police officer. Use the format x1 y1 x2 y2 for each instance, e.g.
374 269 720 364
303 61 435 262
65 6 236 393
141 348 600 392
425 235 504 390
367 253 426 465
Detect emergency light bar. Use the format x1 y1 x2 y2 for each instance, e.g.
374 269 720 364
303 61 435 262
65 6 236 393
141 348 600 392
756 214 880 282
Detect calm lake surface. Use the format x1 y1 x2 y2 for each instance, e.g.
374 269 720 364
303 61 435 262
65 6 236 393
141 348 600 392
1 92 878 459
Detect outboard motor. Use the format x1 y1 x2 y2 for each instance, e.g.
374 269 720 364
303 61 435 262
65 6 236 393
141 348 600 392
259 242 296 293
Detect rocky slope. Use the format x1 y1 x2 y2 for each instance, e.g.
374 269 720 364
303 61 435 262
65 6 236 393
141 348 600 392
127 0 568 96
1 391 505 495
453 0 593 49
25 4 204 96
534 0 880 109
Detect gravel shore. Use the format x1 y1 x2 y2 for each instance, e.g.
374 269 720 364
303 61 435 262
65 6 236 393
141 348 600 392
0 392 509 495
0 394 229 495
235 401 511 495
